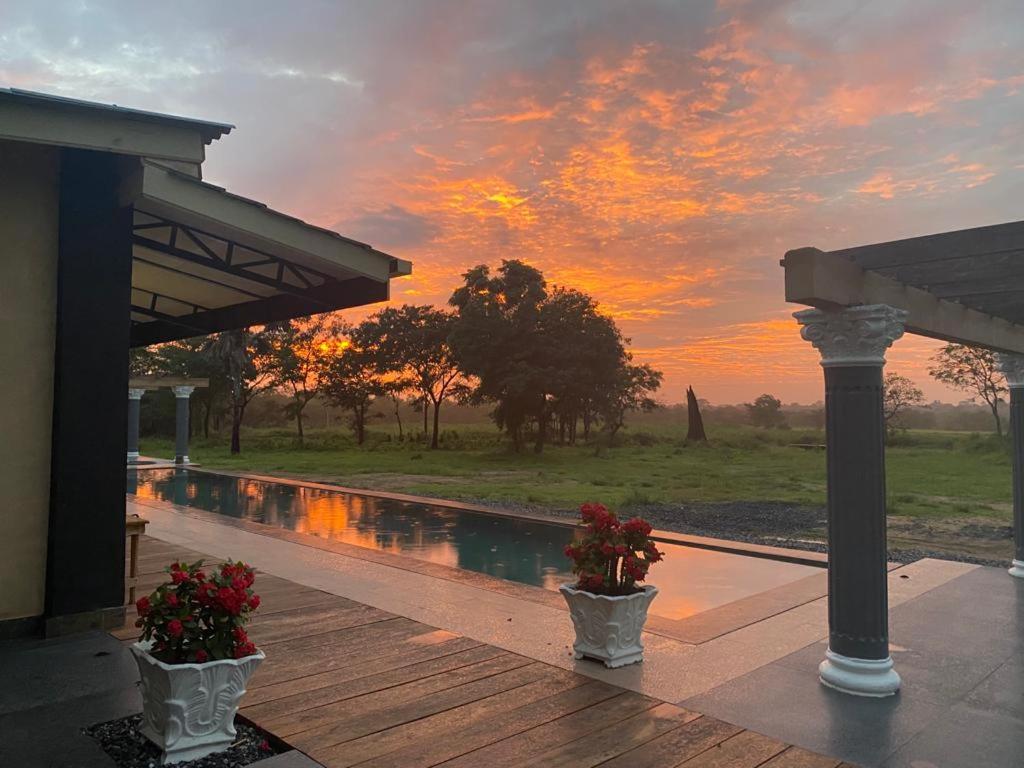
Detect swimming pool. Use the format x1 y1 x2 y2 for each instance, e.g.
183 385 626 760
128 467 821 620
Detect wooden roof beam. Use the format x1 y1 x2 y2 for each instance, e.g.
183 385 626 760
782 247 1024 355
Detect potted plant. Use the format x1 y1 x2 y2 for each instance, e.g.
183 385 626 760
560 503 663 668
131 559 264 765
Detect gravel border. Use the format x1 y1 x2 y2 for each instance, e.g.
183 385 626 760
85 714 282 768
464 497 1009 568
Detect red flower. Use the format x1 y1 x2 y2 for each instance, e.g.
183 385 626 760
136 557 262 665
234 641 257 659
622 517 653 536
565 505 661 595
259 739 271 752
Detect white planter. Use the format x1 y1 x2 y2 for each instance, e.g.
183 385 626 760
559 584 658 668
131 641 265 765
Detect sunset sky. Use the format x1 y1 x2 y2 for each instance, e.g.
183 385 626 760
3 0 1023 403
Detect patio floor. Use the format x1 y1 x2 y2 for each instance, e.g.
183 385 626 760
123 490 1024 767
102 535 845 767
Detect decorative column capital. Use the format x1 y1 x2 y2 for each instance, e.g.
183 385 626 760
997 353 1024 389
128 388 146 400
794 304 908 367
171 385 195 399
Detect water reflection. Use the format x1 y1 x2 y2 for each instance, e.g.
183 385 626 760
128 468 821 620
130 468 575 589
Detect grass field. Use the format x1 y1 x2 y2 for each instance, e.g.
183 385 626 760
140 423 1012 524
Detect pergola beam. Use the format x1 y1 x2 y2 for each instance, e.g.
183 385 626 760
129 276 388 347
782 247 1024 355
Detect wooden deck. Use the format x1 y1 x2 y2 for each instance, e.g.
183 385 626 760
114 536 851 768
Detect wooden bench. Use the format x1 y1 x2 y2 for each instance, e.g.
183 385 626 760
125 513 149 604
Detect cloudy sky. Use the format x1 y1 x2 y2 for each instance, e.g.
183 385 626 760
3 0 1023 403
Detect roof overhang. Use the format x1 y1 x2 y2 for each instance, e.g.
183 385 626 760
129 162 411 347
782 220 1024 354
0 88 232 164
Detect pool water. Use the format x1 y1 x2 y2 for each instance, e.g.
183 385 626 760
128 468 821 620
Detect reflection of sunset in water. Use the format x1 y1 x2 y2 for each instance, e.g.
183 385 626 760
129 468 819 620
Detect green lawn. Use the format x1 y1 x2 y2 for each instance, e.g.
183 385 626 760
140 424 1012 521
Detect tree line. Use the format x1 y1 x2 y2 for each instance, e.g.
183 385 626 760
739 343 1010 439
131 260 662 454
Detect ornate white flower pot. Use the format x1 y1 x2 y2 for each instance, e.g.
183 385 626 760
131 641 265 765
559 584 658 668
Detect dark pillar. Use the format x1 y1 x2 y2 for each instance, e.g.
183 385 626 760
997 355 1024 578
127 388 144 463
46 149 141 633
172 385 194 464
824 364 889 659
796 304 906 697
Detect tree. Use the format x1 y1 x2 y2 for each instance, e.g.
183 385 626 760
450 261 661 452
882 372 925 438
928 344 1007 436
319 322 389 445
205 328 274 454
364 305 465 449
449 260 552 452
540 287 628 448
264 315 344 445
597 363 663 442
746 394 786 428
129 347 160 377
686 386 707 442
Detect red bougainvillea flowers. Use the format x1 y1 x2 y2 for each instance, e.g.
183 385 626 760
135 559 261 664
564 503 663 596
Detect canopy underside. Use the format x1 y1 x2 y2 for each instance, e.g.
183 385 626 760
129 162 409 347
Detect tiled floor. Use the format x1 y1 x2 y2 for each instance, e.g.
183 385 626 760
686 567 1024 767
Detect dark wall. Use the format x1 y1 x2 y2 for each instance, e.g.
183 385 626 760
46 149 138 622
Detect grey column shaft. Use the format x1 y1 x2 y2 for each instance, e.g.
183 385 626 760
127 398 141 456
175 396 189 463
825 364 889 661
1013 388 1024 564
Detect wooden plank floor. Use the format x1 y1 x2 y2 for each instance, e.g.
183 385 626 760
114 536 850 768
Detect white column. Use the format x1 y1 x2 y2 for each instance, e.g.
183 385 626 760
796 304 907 697
997 353 1024 578
172 385 195 465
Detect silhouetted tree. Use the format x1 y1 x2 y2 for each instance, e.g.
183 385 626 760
319 322 389 445
364 305 465 449
264 315 344 444
449 260 551 452
929 344 1007 436
598 363 663 442
746 394 786 428
883 372 925 439
206 328 275 454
